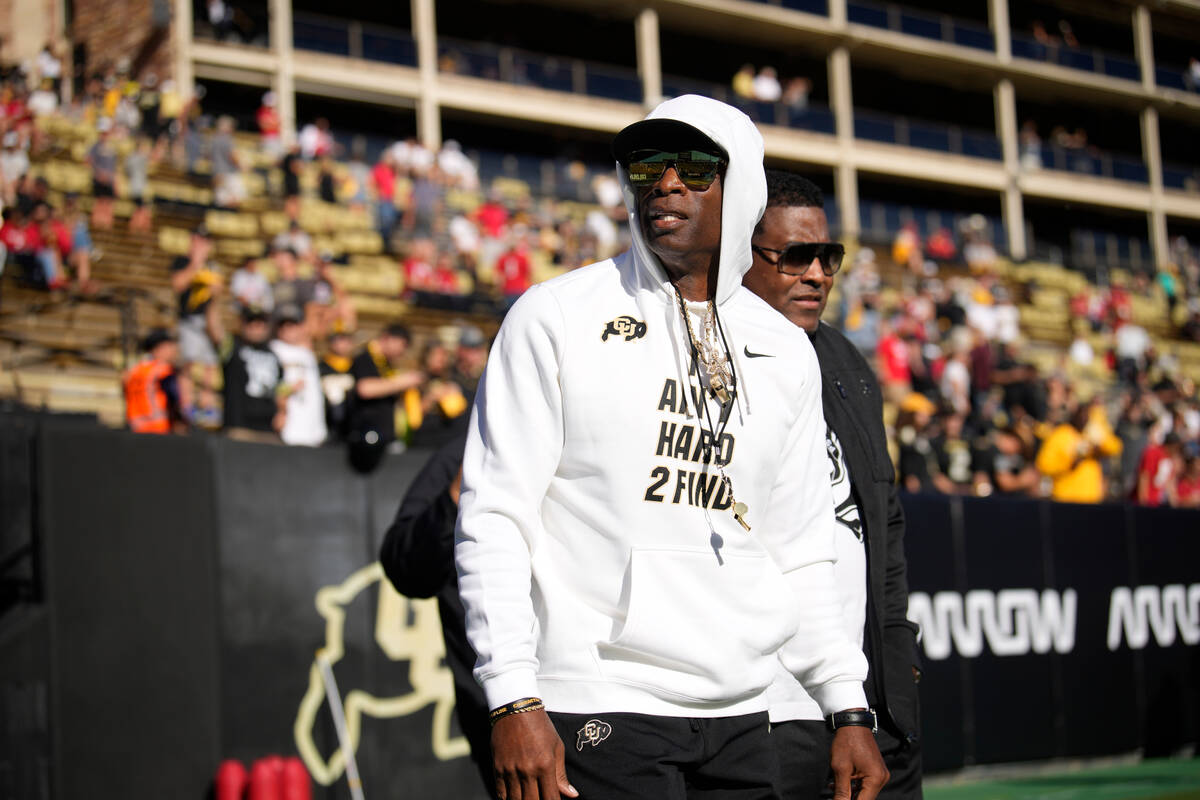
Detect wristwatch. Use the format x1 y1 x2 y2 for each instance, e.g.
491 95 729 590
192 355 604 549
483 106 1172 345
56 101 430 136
826 708 878 733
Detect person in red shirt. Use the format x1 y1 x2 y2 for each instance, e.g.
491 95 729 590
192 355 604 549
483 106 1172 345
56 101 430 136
0 207 30 253
402 237 437 294
1 206 56 288
30 202 67 289
1176 454 1200 508
875 315 912 403
474 194 509 240
1107 283 1132 328
256 91 283 160
372 151 398 247
432 252 461 295
495 237 532 309
924 227 957 261
1136 432 1182 506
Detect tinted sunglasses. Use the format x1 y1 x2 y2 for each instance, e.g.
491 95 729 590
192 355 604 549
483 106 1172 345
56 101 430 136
752 241 845 277
625 149 726 190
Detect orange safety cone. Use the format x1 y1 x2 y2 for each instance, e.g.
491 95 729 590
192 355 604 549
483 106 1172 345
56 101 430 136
214 759 248 800
280 757 312 800
247 755 284 800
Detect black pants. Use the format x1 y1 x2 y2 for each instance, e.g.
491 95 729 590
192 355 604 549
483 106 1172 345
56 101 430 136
771 720 923 800
548 711 780 800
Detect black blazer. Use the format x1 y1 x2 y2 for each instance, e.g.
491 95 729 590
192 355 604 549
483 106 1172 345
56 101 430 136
810 321 921 750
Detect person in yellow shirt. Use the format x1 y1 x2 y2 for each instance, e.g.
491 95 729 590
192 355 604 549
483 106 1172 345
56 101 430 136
1035 399 1122 503
732 64 755 99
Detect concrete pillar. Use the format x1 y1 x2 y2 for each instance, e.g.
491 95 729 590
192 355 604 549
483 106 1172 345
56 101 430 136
172 0 194 98
1141 106 1169 267
1148 208 1169 271
828 46 858 238
994 79 1019 173
1141 106 1163 193
994 78 1026 260
836 162 860 242
635 7 662 108
412 0 441 149
828 0 847 28
1002 185 1027 261
1132 5 1155 91
269 0 295 144
988 0 1011 62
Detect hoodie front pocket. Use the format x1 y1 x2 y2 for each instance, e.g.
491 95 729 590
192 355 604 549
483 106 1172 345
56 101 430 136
596 546 799 703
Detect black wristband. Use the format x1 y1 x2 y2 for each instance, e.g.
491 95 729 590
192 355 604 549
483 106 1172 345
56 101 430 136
488 697 545 726
826 709 877 733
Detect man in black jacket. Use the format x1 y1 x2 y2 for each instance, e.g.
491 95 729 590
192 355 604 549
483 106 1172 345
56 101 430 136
743 170 922 799
378 433 494 798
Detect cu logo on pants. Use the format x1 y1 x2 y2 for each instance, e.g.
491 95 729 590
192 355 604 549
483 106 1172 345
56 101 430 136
576 719 613 751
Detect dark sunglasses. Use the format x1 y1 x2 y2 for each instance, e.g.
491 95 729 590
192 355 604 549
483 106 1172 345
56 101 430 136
752 241 845 277
625 149 726 191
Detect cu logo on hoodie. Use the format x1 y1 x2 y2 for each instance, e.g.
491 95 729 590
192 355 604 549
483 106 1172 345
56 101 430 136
576 719 613 751
602 315 647 342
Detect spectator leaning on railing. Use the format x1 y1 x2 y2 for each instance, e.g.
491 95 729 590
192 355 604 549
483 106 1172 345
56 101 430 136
346 323 426 471
1035 398 1123 503
271 310 327 447
207 302 286 441
124 328 184 434
170 226 223 425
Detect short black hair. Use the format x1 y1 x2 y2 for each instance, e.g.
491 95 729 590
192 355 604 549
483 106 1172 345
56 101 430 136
383 323 411 341
764 169 824 210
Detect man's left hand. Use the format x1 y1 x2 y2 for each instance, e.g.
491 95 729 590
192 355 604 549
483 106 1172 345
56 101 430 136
830 725 889 800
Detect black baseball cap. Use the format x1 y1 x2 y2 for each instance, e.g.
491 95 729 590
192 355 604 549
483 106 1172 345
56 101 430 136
611 118 726 165
274 305 305 327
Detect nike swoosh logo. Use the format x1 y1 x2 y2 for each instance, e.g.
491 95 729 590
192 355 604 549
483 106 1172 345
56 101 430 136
744 346 774 359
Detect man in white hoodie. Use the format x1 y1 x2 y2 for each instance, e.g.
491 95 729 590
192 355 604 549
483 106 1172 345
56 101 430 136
456 95 887 800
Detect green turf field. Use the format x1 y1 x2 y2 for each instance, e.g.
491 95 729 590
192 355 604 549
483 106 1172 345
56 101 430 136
926 758 1200 800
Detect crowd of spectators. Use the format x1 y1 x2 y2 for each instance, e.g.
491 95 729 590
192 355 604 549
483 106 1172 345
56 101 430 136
3 50 1198 501
0 49 110 292
829 250 1200 508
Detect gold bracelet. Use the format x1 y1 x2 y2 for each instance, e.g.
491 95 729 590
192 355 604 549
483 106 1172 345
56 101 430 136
488 697 545 726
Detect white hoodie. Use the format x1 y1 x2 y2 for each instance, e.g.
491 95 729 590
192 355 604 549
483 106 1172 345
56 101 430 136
455 95 868 718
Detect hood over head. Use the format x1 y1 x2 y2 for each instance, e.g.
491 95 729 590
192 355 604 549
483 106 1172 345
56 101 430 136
613 95 766 306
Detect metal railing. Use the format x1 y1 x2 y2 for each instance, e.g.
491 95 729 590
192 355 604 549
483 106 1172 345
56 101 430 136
1069 228 1153 273
1155 64 1200 93
438 37 641 103
744 0 828 13
847 0 994 51
293 13 417 66
858 199 1007 253
661 76 836 134
1163 163 1200 192
1010 34 1140 82
1036 145 1148 184
853 111 1002 160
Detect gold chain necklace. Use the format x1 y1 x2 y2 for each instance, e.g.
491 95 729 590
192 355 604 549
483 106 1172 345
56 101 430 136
671 284 750 532
672 286 733 405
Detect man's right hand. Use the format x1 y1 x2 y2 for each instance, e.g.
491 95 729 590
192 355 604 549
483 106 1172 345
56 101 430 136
491 709 578 800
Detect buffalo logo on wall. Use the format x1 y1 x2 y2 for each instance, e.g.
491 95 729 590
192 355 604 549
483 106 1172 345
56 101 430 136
602 315 648 342
294 563 469 786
